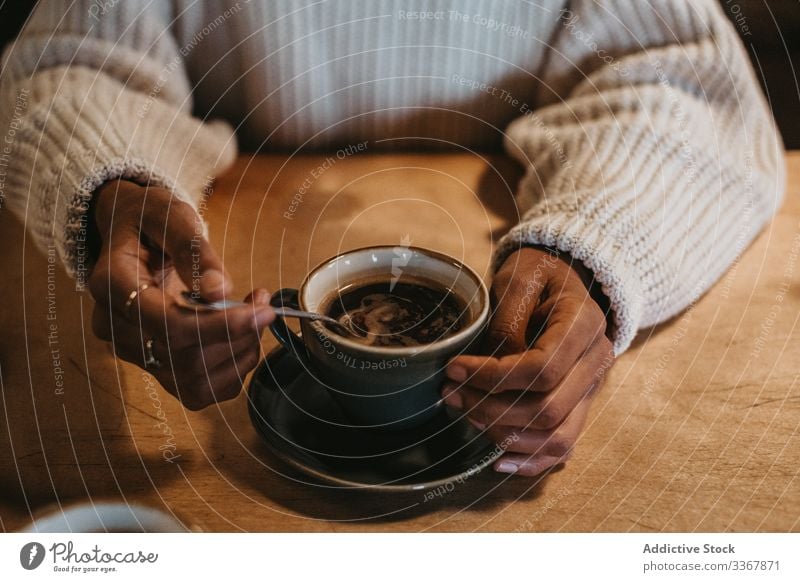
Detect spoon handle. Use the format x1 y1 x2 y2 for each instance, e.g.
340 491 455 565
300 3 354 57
176 291 246 312
176 291 346 329
271 306 333 324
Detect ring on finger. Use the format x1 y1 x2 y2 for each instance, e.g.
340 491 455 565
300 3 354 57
144 338 162 369
124 283 151 319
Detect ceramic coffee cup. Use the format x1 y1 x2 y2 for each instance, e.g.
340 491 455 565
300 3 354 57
269 246 489 430
20 501 189 532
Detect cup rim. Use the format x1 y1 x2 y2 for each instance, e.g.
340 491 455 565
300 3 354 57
298 245 490 355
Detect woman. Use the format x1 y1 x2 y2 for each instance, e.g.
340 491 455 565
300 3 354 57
0 0 783 476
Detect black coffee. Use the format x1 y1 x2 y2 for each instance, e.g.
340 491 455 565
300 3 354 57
323 278 467 347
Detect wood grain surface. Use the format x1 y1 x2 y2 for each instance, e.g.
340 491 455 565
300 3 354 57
1 152 798 532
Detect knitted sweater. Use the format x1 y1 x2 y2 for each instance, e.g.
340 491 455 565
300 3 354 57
0 0 785 354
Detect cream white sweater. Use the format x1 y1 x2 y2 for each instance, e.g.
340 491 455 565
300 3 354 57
0 0 785 353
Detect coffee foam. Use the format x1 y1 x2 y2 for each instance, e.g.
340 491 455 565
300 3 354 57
322 276 468 347
337 293 424 346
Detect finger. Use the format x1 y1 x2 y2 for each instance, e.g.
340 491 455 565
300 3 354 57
172 333 261 373
244 288 271 306
447 294 606 393
169 342 262 410
444 337 611 429
158 302 274 349
442 381 543 428
108 295 272 352
89 232 159 345
526 292 607 371
482 397 592 457
95 239 273 348
495 453 569 477
113 328 261 411
90 188 270 353
105 298 265 370
88 223 154 311
486 264 548 355
107 324 149 368
170 288 271 360
139 189 232 301
488 398 591 476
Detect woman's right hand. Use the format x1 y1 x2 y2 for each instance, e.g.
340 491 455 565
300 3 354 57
87 179 275 410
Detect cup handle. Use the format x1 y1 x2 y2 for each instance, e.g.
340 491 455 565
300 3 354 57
269 288 312 367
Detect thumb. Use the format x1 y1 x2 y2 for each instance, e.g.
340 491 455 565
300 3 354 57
141 191 232 301
487 272 546 356
244 288 271 306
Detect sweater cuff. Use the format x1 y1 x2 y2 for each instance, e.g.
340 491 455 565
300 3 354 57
493 214 644 355
6 69 236 286
59 157 195 288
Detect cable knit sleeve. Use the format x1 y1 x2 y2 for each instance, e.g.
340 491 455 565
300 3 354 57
496 0 785 354
0 0 236 283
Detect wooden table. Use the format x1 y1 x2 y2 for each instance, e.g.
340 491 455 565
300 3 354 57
1 152 798 532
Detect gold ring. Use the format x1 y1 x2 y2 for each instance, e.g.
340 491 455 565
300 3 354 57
124 283 150 319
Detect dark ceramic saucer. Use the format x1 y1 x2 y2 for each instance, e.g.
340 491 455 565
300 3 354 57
247 346 504 491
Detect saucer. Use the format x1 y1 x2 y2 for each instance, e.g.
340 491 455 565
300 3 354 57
247 346 504 491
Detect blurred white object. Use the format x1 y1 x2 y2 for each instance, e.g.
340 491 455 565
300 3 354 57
20 501 189 533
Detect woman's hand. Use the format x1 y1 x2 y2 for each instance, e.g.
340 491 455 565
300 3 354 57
442 247 614 476
88 179 275 410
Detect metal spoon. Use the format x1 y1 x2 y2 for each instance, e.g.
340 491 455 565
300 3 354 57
176 291 358 337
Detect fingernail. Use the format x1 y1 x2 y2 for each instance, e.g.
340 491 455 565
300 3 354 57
467 417 486 431
441 386 463 409
496 460 519 474
446 364 467 382
201 269 230 299
255 288 270 305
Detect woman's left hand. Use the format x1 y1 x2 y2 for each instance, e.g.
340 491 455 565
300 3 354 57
442 247 615 476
